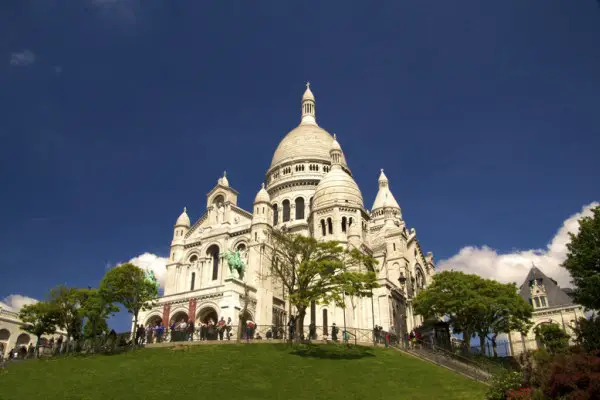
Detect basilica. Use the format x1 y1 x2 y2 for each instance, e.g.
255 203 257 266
138 84 436 339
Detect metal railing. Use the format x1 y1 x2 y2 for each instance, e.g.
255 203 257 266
141 325 394 345
392 339 492 382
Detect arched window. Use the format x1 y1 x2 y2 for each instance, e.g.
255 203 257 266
341 217 347 233
323 309 329 335
189 255 198 263
295 197 305 220
349 217 353 226
282 200 290 222
415 266 425 294
190 272 196 291
207 245 220 281
309 197 313 212
237 243 246 252
320 219 326 236
327 218 333 235
273 204 279 225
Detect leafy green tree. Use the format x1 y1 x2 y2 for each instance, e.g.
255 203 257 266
99 263 158 338
414 271 488 354
79 288 118 340
83 318 109 339
48 285 87 350
562 204 600 310
534 323 569 354
573 315 600 353
477 280 533 357
18 302 60 357
264 229 378 340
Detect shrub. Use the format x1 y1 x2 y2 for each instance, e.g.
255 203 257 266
506 387 546 400
486 369 524 400
542 351 600 399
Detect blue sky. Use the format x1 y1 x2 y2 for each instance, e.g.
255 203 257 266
1 1 599 331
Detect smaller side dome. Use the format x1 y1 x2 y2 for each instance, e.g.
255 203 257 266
175 207 190 227
254 183 270 204
313 137 363 210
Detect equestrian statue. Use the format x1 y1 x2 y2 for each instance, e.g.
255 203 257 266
224 249 246 280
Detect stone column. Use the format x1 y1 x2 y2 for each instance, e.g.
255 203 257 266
162 304 171 326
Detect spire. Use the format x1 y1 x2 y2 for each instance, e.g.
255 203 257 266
371 168 401 212
378 169 389 188
301 82 316 125
329 133 343 169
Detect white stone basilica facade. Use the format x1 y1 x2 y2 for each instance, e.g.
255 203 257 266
138 85 436 338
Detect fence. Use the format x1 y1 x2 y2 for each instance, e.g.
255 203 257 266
140 324 394 346
470 341 511 357
1 332 133 364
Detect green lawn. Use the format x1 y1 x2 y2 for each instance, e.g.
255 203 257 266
0 343 487 400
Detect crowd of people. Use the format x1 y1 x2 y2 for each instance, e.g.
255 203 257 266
135 316 238 344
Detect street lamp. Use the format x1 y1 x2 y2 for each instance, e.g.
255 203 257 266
398 273 407 286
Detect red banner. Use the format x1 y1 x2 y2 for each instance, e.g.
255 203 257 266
188 299 197 322
162 304 171 326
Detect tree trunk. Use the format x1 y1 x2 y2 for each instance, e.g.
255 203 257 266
461 330 472 355
296 307 307 343
478 334 485 356
492 336 498 358
133 312 139 346
35 336 40 358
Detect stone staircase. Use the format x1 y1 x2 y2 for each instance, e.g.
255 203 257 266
392 343 492 384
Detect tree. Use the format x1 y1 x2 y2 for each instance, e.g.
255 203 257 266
534 323 569 354
562 204 600 310
478 280 533 357
48 285 87 351
264 229 378 341
99 263 158 340
79 288 118 340
19 302 60 357
573 315 600 353
414 271 488 354
83 318 109 339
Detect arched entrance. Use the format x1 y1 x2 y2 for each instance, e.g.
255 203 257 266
0 329 9 359
145 315 163 327
534 321 557 349
197 307 219 340
16 333 30 348
197 307 218 324
170 311 189 326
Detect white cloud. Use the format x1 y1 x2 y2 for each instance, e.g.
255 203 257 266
128 252 168 289
0 294 39 312
438 202 599 288
9 49 36 66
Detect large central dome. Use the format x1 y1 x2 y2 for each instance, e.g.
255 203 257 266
270 124 347 168
269 84 347 170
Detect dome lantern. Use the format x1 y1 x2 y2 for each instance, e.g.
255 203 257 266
301 82 316 126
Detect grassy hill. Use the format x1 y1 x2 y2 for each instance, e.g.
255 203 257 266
0 343 487 400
